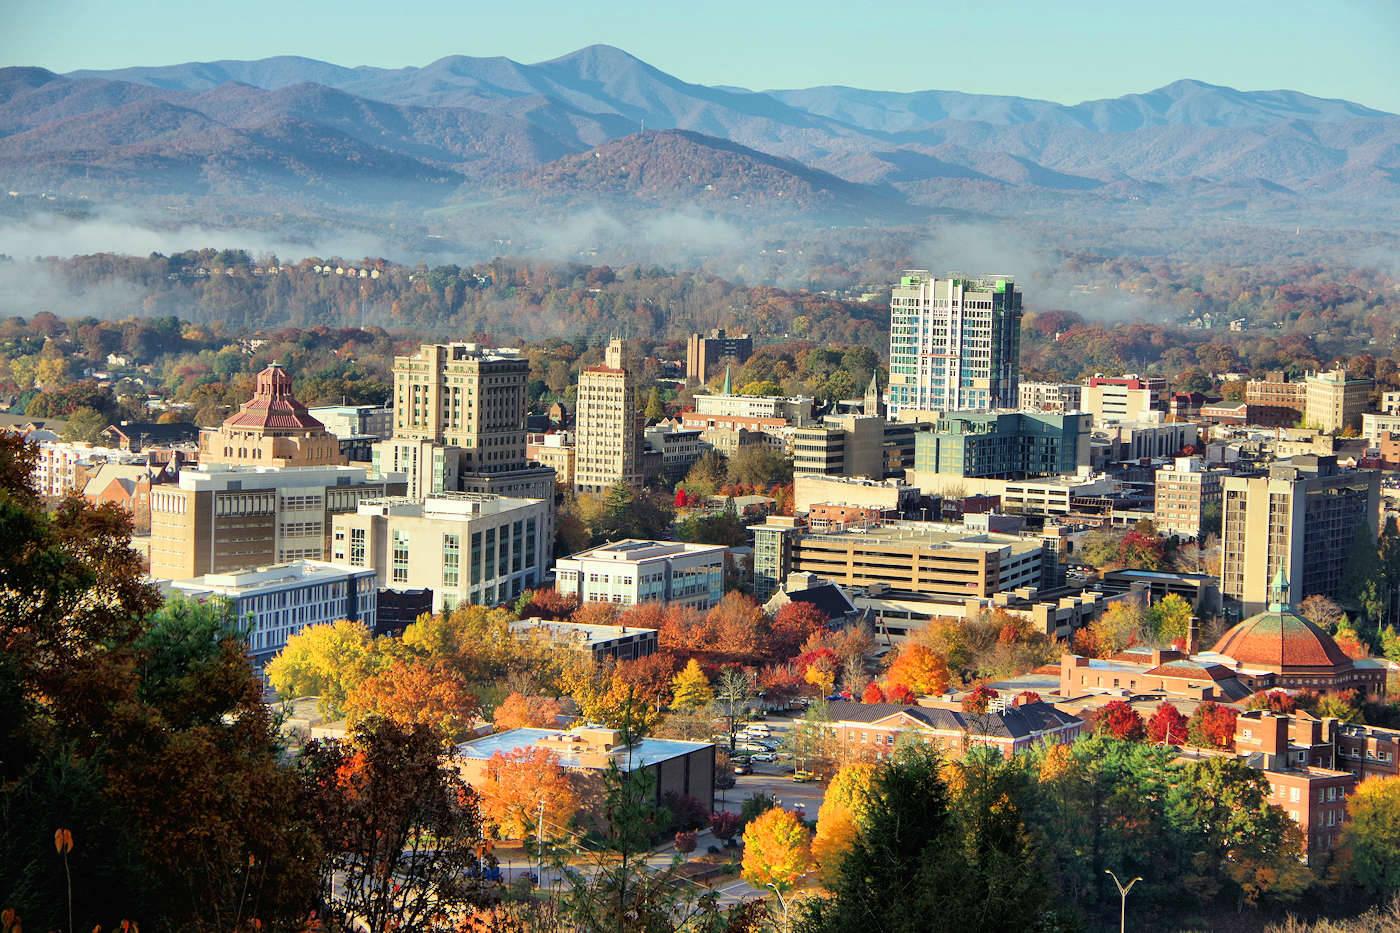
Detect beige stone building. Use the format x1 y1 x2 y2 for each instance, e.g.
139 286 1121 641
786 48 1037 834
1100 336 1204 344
389 343 528 472
199 364 344 468
574 339 643 492
1305 368 1373 434
149 464 405 580
526 431 576 488
1153 456 1226 540
1220 455 1379 614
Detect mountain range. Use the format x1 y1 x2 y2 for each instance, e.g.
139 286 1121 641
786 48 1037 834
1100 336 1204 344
2 45 1398 222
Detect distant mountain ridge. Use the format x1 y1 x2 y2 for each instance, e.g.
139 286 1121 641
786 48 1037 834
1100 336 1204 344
0 46 1395 215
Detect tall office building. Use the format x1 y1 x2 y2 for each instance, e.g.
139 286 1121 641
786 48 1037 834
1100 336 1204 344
1305 368 1373 434
389 343 528 472
1220 455 1379 614
575 339 643 493
912 411 1089 480
686 329 753 385
887 271 1022 417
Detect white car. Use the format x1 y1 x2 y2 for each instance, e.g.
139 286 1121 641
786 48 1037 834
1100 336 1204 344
750 752 778 763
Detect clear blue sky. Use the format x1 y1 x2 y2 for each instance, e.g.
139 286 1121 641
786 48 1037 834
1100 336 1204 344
5 0 1399 111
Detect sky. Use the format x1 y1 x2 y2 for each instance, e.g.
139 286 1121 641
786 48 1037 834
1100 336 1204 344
4 0 1400 111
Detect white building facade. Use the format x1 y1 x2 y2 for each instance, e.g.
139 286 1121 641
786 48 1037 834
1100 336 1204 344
553 540 727 610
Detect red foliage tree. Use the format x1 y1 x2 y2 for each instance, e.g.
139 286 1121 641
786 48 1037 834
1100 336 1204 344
961 685 999 714
614 652 679 710
1245 690 1297 714
1071 626 1102 659
770 602 830 661
517 587 578 621
674 488 689 508
1187 701 1238 750
758 663 805 707
1146 701 1188 745
710 810 743 842
885 683 916 705
861 682 887 704
1094 699 1146 741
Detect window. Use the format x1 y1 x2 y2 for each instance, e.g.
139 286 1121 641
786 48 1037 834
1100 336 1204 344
350 528 366 565
392 531 409 584
1289 787 1300 803
442 533 460 589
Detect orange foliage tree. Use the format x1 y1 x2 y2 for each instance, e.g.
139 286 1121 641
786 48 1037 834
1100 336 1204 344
492 692 563 730
343 659 480 743
475 748 580 841
770 601 829 660
883 644 950 697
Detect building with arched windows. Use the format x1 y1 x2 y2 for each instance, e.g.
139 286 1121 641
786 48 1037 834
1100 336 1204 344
199 364 344 468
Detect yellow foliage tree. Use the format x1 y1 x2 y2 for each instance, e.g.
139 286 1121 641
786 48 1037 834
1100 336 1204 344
741 807 813 892
266 619 378 717
811 763 876 885
671 659 714 709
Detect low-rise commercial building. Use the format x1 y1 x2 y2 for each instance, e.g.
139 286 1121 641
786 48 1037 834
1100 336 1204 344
553 540 728 609
456 727 715 826
331 493 549 611
1018 381 1082 413
307 404 393 441
692 389 813 426
526 432 576 488
510 618 659 663
170 560 378 663
1082 374 1166 424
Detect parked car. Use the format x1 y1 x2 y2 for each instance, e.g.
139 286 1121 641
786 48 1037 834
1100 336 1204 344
733 761 753 775
791 770 816 783
750 752 777 763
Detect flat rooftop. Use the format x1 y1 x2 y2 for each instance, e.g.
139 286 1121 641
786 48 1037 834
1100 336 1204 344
170 559 369 592
797 523 1044 555
563 539 728 562
456 728 710 771
510 618 655 646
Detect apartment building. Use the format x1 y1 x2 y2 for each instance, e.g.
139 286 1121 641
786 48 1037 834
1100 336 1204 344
199 364 344 468
1245 371 1307 424
170 560 378 663
149 464 406 580
887 271 1022 416
1018 381 1082 413
1081 374 1167 424
526 431 577 488
32 440 131 498
1305 368 1373 434
1361 411 1400 443
553 539 728 610
331 492 550 611
574 339 643 492
1153 456 1226 539
642 425 706 482
686 328 752 385
1336 722 1400 781
912 411 1089 479
1220 455 1379 613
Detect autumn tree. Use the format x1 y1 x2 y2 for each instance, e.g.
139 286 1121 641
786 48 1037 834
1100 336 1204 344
343 659 480 743
861 682 886 704
301 718 494 932
1146 702 1189 745
266 618 378 717
811 763 876 885
1244 690 1297 714
1187 701 1238 750
741 807 813 892
492 692 564 730
883 643 950 697
475 747 581 841
1147 593 1193 646
961 684 999 714
671 659 715 709
1342 776 1400 894
770 601 830 660
1088 601 1146 656
1095 700 1147 741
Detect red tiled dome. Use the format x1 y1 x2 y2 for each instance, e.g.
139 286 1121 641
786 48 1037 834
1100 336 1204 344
1210 609 1352 670
222 364 325 431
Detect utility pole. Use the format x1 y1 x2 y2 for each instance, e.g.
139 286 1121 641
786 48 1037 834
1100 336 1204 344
537 799 546 887
1105 869 1142 933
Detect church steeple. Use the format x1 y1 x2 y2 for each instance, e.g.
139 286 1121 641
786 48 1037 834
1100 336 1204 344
1268 567 1291 612
864 370 885 417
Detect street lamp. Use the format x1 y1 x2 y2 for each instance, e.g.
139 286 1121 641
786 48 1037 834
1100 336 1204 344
1104 869 1142 933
